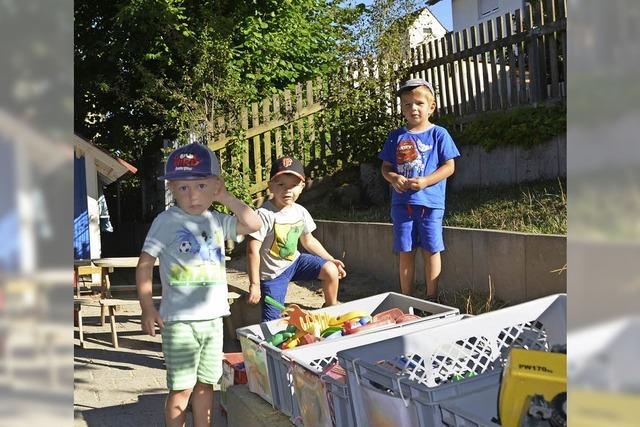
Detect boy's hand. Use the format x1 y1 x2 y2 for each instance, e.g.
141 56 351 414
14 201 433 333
210 176 230 203
391 175 410 193
141 306 164 337
330 259 347 279
248 284 261 305
407 177 428 191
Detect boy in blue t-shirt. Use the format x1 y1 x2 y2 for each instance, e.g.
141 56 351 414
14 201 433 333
379 78 460 300
136 143 260 427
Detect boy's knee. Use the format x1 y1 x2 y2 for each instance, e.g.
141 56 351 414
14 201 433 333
167 387 193 401
320 261 339 280
193 382 213 394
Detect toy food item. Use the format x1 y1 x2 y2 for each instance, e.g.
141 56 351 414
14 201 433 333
344 317 396 334
330 310 371 325
372 308 404 323
264 295 287 312
395 313 422 324
268 331 295 346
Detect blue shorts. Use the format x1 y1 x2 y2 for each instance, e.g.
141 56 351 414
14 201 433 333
391 204 445 253
261 253 328 322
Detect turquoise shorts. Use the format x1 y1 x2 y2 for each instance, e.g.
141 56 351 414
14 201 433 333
161 318 223 390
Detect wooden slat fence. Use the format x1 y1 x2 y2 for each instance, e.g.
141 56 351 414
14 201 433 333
406 0 567 118
206 77 329 199
201 0 566 200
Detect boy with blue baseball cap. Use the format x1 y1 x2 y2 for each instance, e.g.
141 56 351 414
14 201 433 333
136 142 261 427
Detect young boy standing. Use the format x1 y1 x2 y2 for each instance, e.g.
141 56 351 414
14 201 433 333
379 78 460 300
246 156 346 321
136 143 261 427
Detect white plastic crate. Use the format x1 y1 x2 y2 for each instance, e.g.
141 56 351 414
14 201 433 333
236 292 459 418
337 294 566 427
286 315 467 427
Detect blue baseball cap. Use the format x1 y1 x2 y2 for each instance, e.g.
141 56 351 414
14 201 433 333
397 78 435 97
158 143 221 181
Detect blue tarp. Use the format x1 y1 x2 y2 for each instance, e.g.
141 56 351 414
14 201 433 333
74 154 90 260
0 138 19 272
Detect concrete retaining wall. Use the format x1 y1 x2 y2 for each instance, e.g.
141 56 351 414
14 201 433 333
449 136 566 190
316 220 566 304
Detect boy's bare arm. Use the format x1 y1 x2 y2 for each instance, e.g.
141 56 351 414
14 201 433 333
211 176 261 235
408 159 455 190
136 252 164 336
299 233 346 278
246 237 262 304
381 161 409 193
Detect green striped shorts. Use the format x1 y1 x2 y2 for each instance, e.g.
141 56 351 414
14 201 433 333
161 318 223 390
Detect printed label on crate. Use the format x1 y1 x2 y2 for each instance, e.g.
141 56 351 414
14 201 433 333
292 364 333 427
239 336 272 404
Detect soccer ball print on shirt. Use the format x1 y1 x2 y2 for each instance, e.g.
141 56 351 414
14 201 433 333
169 226 226 286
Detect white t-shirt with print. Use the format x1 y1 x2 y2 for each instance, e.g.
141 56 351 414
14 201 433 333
142 206 238 322
249 201 316 281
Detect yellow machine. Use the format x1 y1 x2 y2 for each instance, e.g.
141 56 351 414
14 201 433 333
499 348 567 427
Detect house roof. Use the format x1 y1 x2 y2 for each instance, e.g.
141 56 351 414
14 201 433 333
385 6 448 39
73 134 137 184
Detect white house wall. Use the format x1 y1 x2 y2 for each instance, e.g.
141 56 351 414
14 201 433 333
408 9 448 48
452 0 522 33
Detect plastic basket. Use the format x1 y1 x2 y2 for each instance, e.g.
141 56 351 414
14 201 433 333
236 292 459 417
337 294 566 427
438 377 502 427
286 315 467 427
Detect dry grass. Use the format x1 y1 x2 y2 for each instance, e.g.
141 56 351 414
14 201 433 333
436 277 507 315
308 178 567 235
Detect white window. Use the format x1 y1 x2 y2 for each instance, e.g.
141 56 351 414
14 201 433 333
423 27 433 37
478 0 499 18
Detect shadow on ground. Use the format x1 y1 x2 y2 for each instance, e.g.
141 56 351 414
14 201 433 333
75 393 167 427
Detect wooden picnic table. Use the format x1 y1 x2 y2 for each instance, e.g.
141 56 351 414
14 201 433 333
74 256 238 349
74 257 158 349
92 257 159 298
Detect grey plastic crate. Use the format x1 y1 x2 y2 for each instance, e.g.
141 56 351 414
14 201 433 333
236 292 459 418
354 367 502 427
337 294 566 427
438 379 502 427
286 315 466 427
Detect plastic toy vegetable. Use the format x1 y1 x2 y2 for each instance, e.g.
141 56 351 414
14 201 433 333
264 295 287 312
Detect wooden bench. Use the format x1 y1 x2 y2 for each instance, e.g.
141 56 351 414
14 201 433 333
74 297 159 349
75 293 242 349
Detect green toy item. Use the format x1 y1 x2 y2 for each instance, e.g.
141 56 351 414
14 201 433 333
267 330 295 346
264 295 286 312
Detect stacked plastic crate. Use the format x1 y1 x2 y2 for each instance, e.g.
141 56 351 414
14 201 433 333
335 294 566 427
285 314 470 426
236 292 460 422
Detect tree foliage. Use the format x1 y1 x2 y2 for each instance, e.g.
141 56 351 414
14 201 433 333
74 0 359 164
317 0 419 166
